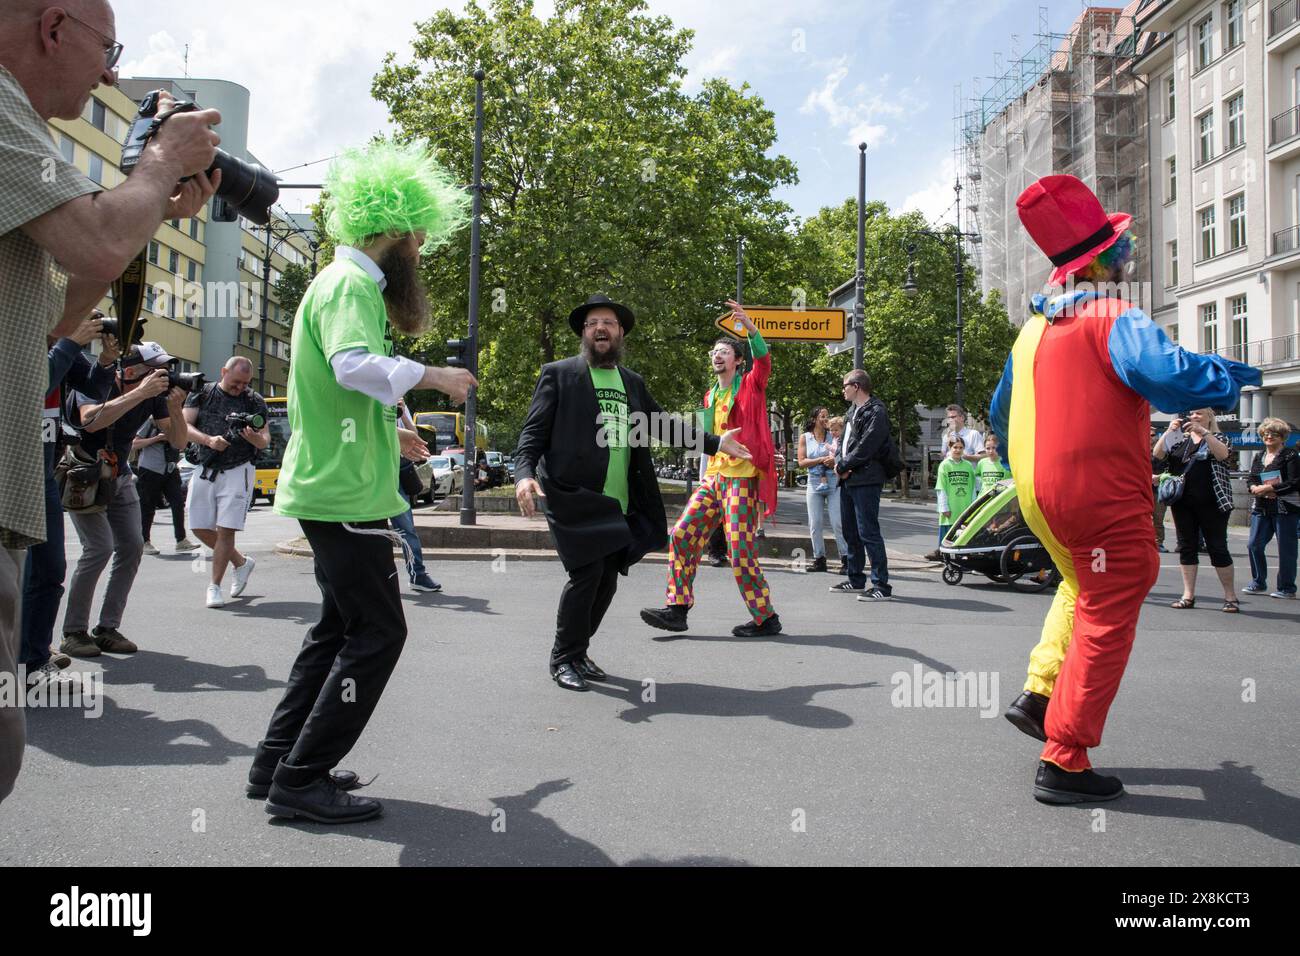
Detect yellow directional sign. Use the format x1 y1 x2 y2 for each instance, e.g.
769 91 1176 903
715 306 846 343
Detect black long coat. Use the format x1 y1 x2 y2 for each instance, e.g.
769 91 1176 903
515 355 720 572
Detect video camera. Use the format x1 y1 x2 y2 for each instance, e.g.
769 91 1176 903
120 91 279 226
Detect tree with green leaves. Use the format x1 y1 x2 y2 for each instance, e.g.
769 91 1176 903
273 262 312 321
369 0 798 448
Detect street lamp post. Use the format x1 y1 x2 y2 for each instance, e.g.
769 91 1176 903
902 179 979 408
854 142 867 372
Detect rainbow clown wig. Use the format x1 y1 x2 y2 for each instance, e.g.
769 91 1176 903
323 139 470 254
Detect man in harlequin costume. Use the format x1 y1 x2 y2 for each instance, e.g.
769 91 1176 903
989 175 1260 805
641 300 781 637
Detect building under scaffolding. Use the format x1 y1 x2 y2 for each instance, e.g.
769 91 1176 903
961 4 1151 320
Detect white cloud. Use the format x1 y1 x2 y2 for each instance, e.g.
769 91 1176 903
899 155 959 224
799 59 920 149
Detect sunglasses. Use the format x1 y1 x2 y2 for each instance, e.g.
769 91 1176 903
63 12 123 70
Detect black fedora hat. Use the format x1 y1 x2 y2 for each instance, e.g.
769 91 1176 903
568 293 635 336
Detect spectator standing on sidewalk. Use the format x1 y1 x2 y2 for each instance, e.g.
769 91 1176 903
390 398 440 593
828 370 893 600
134 417 199 556
932 438 978 559
977 432 1011 496
1243 417 1298 599
798 406 847 573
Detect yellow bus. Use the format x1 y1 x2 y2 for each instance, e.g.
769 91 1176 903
253 396 290 504
413 411 488 454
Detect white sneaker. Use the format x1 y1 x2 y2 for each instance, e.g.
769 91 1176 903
141 541 159 556
231 556 256 597
206 584 225 608
175 538 200 553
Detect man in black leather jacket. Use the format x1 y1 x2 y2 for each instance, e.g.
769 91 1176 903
829 369 893 600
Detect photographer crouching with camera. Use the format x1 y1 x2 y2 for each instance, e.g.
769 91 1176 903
182 356 269 608
61 342 189 658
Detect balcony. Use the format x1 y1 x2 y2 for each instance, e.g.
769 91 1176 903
1273 0 1300 37
1274 225 1300 255
1270 104 1300 147
1204 333 1300 370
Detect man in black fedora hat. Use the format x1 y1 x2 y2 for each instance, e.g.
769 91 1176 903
515 293 751 691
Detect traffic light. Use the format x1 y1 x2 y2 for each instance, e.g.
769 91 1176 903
446 338 472 370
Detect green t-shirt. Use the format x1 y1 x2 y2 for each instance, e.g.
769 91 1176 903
274 259 407 522
590 366 630 514
977 455 1010 495
936 457 977 518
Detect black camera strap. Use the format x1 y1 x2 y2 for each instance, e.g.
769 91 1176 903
109 247 149 348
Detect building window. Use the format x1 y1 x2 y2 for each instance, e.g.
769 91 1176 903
1227 193 1246 250
1167 240 1179 287
1195 15 1213 71
1198 111 1215 163
1199 205 1217 260
1225 93 1244 150
91 99 106 132
1167 323 1180 345
87 154 103 185
248 329 255 347
1200 302 1219 352
170 219 180 230
1165 74 1176 122
187 261 197 282
1166 157 1176 202
189 218 200 240
147 241 159 265
145 287 156 313
1229 294 1248 360
1224 0 1242 51
58 134 75 163
168 250 179 274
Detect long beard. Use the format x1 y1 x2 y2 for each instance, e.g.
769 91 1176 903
581 336 624 368
378 246 430 335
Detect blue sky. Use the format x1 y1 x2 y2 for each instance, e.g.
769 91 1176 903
114 0 1094 224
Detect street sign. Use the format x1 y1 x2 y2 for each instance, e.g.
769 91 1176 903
715 306 846 342
824 279 857 355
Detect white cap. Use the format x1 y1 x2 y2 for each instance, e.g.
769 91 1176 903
125 341 175 368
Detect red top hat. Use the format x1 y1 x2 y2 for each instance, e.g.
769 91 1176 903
1016 175 1132 287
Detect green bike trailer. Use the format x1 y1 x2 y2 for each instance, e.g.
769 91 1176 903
937 478 1061 593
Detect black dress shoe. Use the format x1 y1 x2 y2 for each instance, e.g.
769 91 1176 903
572 655 607 681
1004 691 1049 742
640 605 689 632
809 556 828 573
264 776 383 823
732 613 782 637
550 661 589 691
246 766 363 799
1033 760 1124 805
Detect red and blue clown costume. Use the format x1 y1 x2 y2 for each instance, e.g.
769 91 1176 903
989 288 1260 773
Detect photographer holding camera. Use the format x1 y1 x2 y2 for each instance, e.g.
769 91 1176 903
0 0 220 803
61 342 188 658
183 356 269 608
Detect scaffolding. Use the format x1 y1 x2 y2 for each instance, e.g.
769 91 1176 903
960 4 1150 321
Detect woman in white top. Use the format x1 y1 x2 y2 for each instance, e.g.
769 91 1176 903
798 406 848 573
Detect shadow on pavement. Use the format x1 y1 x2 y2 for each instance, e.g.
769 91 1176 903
96 649 286 694
650 631 956 674
1105 762 1299 848
270 778 748 866
401 592 496 615
586 674 876 728
886 595 1014 612
26 696 256 767
223 600 323 626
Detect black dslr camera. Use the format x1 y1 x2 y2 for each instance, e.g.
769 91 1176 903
119 91 279 225
196 411 266 480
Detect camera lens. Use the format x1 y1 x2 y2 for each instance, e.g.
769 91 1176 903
209 150 279 226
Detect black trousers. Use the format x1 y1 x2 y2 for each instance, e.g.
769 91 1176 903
1171 493 1233 568
552 549 624 668
707 524 727 562
137 466 186 542
256 520 407 786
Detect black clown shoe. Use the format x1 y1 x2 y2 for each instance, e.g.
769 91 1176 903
1004 691 1050 742
1033 761 1125 805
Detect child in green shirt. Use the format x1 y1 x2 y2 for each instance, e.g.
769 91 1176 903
936 438 978 547
977 433 1011 495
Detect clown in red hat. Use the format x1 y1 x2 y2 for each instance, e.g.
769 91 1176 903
988 175 1260 804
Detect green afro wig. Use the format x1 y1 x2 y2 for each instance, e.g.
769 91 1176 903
323 139 470 254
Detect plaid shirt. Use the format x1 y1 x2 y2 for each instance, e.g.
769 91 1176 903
0 66 101 547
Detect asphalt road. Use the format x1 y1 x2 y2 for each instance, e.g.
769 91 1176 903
1 500 1296 866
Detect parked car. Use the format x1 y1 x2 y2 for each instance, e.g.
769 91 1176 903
429 456 464 499
484 450 509 486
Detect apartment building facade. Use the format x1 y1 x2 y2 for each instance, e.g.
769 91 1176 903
1135 0 1300 429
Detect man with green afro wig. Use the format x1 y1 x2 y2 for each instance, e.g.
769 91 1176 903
248 138 475 824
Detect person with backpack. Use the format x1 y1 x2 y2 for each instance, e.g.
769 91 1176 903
828 369 895 601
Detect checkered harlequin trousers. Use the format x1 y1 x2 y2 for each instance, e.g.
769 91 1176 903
665 475 773 623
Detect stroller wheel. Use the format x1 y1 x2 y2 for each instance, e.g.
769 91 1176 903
942 564 963 585
1001 535 1058 593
